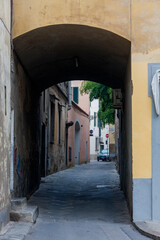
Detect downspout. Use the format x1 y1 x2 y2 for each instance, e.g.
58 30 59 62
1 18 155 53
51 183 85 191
68 81 72 110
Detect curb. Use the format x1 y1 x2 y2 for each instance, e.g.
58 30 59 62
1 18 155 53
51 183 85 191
133 222 159 240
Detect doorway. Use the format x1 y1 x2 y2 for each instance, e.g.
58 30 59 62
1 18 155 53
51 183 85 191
74 120 81 165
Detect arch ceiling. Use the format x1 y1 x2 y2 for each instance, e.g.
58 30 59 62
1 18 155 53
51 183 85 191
13 24 131 91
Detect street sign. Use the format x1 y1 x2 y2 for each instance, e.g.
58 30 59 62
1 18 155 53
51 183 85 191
106 134 109 138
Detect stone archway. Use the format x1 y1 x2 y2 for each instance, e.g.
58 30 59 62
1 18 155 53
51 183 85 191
11 23 133 217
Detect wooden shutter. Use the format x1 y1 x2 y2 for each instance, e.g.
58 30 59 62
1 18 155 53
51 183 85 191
73 87 79 104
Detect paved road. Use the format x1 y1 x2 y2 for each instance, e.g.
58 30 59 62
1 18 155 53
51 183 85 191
26 161 151 240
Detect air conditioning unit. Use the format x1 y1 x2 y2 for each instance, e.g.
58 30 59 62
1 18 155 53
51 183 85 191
113 89 122 109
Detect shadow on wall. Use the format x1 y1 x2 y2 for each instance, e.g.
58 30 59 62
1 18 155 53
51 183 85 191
11 54 40 198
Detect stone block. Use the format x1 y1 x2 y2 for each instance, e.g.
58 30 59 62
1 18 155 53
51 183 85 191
11 198 27 211
10 206 39 223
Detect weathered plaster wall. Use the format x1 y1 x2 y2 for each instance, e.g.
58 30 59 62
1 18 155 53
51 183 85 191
71 81 90 115
12 0 130 40
48 85 68 173
68 102 90 166
12 0 160 182
0 0 11 230
131 0 160 181
67 81 90 166
11 54 40 198
11 0 160 221
131 0 160 221
0 0 10 32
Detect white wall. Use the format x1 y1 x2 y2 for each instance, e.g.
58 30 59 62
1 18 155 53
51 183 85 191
90 99 109 158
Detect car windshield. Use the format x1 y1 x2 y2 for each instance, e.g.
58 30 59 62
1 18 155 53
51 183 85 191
101 150 109 154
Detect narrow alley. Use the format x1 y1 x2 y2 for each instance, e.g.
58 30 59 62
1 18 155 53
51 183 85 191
2 1 160 238
24 161 150 240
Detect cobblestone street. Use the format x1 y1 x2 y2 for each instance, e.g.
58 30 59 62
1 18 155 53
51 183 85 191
25 161 151 240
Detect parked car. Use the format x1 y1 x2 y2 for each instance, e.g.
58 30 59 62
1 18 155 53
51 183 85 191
97 149 110 161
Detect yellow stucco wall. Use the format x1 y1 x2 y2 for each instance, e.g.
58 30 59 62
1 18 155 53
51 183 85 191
12 0 130 40
132 61 152 178
132 48 160 179
12 0 160 180
131 0 160 54
132 0 160 178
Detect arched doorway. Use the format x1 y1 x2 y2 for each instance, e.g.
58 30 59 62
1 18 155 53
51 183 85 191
74 120 81 165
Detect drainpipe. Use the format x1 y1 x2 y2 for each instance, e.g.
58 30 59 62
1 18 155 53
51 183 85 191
68 81 72 110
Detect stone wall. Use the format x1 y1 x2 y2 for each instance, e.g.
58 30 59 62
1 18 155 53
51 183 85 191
0 0 11 230
11 54 40 198
48 85 68 174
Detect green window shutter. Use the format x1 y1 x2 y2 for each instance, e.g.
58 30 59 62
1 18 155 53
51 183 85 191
73 87 79 104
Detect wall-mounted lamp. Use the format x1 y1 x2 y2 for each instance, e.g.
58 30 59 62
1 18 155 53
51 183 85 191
75 57 79 68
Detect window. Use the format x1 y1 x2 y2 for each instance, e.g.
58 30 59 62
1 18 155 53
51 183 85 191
50 102 55 143
94 112 96 127
73 87 79 104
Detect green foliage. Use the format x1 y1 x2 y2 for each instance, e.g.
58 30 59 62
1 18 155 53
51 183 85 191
80 81 114 125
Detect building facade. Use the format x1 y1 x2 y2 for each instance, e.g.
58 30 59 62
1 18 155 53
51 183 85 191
67 81 90 166
2 0 160 230
0 0 11 229
40 83 69 177
90 99 116 160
